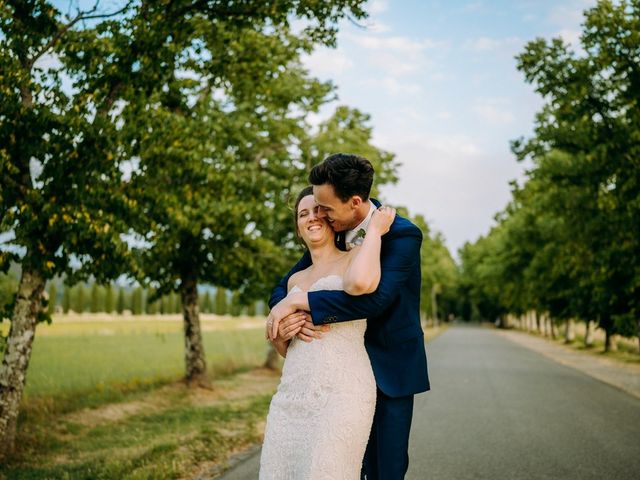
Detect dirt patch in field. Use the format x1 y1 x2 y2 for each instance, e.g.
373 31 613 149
63 395 172 427
61 368 280 429
187 368 281 407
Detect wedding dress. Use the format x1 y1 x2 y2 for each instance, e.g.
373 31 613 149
259 275 376 480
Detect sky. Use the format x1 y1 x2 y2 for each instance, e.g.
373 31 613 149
302 0 596 256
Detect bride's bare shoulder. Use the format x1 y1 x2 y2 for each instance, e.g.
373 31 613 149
287 269 310 292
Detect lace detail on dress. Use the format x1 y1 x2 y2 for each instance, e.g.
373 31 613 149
259 275 376 480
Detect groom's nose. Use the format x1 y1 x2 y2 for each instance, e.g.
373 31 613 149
315 206 327 219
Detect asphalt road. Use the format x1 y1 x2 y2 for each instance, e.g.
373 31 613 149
220 325 640 480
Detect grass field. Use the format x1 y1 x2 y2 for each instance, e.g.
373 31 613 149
21 315 268 402
512 321 640 364
1 314 280 479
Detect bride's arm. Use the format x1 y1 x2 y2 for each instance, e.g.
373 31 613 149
343 207 396 295
270 272 307 357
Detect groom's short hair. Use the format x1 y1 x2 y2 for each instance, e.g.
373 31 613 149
309 153 374 202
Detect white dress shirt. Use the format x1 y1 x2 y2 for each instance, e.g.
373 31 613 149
345 200 376 250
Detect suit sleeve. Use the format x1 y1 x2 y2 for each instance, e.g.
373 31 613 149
308 226 422 325
268 251 312 309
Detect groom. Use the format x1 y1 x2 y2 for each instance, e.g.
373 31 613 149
267 153 430 479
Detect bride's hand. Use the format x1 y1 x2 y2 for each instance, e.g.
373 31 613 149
266 293 304 340
368 206 396 236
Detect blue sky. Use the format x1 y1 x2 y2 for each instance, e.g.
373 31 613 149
303 0 596 255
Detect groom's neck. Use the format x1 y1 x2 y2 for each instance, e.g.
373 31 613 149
348 200 371 231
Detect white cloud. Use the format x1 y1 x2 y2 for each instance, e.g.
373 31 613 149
351 35 439 53
557 28 582 47
461 1 484 13
464 36 522 53
303 48 353 76
472 98 515 125
374 131 504 252
366 21 392 33
369 52 421 75
369 0 389 14
435 111 453 120
547 2 590 28
33 52 63 70
547 0 596 48
373 131 529 254
363 76 422 96
345 33 444 79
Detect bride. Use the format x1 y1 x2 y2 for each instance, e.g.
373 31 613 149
259 186 395 480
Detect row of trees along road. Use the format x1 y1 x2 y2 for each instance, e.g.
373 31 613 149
458 0 639 351
26 280 258 316
0 0 402 459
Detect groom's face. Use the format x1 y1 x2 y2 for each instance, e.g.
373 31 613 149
313 183 361 232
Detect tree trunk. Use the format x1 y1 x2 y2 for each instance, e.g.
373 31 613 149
605 331 618 353
180 275 208 386
535 311 541 333
0 267 45 460
584 320 594 347
549 315 557 340
264 343 280 370
564 319 575 344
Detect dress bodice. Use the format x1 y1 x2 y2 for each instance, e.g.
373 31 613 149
289 274 367 340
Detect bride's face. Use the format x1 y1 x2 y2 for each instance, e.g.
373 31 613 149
297 195 333 246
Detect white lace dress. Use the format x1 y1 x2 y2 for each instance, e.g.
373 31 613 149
259 275 376 480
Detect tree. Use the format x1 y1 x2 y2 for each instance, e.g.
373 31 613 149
215 288 227 316
458 0 639 352
90 283 100 313
46 283 57 315
201 291 212 314
74 285 85 314
131 287 143 315
116 287 126 315
62 285 71 314
0 1 137 456
513 0 640 349
127 25 344 383
408 214 458 324
230 291 242 317
146 288 158 315
104 284 114 313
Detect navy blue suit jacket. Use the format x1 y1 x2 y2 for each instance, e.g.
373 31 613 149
268 200 430 398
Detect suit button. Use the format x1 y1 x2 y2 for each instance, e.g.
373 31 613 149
325 316 337 323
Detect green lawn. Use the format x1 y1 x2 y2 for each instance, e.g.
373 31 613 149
0 316 280 479
25 328 268 399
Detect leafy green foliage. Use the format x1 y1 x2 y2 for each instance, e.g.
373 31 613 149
460 1 639 346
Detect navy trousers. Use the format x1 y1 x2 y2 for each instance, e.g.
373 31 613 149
361 389 415 480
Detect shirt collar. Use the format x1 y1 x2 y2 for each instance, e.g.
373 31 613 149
345 200 376 244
